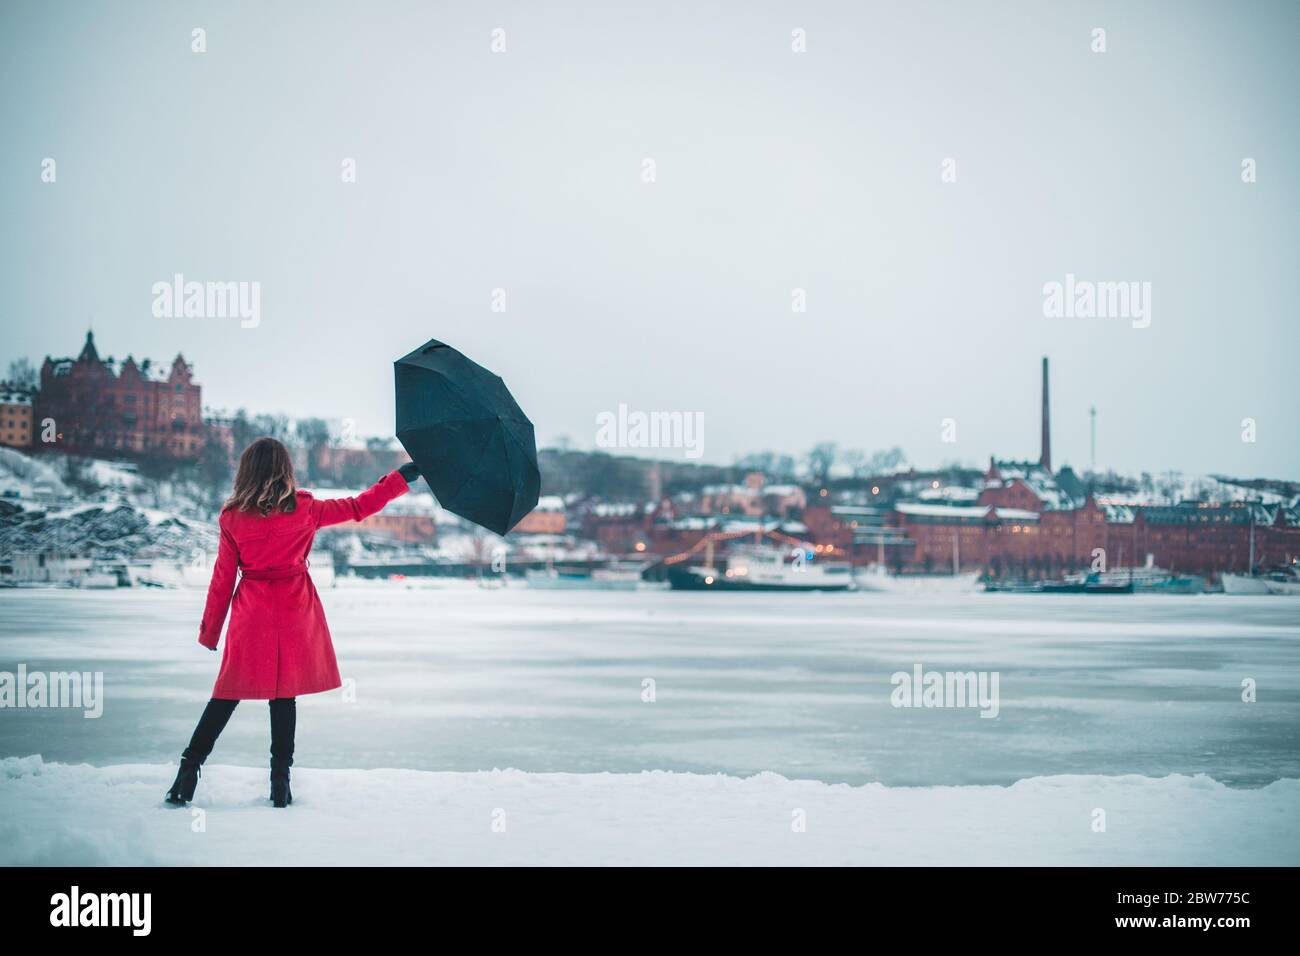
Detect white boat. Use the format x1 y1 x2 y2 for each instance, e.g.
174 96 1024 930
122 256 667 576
853 523 980 593
526 565 645 590
853 564 981 594
1221 573 1270 595
1221 511 1299 594
1264 568 1300 595
668 545 855 591
1223 568 1300 595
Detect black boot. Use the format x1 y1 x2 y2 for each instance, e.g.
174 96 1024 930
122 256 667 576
165 698 238 805
165 756 202 805
270 760 293 808
269 697 296 808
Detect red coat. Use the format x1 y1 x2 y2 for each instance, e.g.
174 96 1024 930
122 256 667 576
199 471 410 699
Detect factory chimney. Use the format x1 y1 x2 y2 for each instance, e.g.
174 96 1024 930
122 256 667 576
1040 356 1052 473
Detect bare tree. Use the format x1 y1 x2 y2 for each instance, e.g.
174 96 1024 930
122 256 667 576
736 450 777 474
865 446 907 476
5 358 36 390
841 448 866 478
806 442 838 485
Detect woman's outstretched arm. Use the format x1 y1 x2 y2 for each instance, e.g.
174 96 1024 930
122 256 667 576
310 469 413 529
199 517 240 649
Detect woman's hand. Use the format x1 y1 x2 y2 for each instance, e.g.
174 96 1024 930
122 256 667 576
398 461 420 483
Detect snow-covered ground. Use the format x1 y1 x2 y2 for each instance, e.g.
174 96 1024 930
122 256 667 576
4 756 1297 866
1 588 1298 864
0 447 70 499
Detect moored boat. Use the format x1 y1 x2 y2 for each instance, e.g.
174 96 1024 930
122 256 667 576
1221 573 1270 595
854 564 982 593
668 545 854 591
526 564 645 590
1263 567 1300 595
1219 566 1299 595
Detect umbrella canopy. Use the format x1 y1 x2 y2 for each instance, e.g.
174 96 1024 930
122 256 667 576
394 339 540 536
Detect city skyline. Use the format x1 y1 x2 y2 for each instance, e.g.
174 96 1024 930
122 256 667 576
2 326 1293 483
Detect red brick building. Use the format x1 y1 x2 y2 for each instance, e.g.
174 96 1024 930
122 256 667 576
803 496 1300 579
581 502 652 553
1107 500 1297 575
37 332 204 461
511 496 567 534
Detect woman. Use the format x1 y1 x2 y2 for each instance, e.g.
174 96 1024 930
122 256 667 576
165 437 419 808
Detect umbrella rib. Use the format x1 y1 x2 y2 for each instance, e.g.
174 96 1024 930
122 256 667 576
439 421 506 516
499 424 537 477
432 372 491 418
498 427 538 527
398 355 492 419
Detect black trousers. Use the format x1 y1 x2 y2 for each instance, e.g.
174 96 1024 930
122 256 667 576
183 697 296 766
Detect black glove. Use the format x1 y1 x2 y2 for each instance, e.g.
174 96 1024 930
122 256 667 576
398 461 420 483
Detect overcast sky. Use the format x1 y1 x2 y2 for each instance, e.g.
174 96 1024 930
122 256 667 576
2 0 1297 477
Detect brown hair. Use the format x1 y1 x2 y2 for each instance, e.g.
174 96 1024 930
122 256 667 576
224 437 298 516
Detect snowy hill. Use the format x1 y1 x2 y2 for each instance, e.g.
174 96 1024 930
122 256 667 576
0 449 218 567
0 446 69 500
0 499 217 564
2 756 1296 866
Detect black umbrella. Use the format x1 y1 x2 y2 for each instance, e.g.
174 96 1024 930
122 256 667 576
394 338 540 536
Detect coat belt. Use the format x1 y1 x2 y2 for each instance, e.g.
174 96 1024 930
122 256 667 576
240 565 308 581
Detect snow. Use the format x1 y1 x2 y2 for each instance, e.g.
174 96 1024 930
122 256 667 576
2 756 1296 866
896 503 990 518
0 447 70 500
993 507 1040 521
0 499 217 565
895 503 1039 522
588 502 639 517
701 483 746 495
1021 477 1078 511
763 484 800 496
917 485 981 502
663 516 712 529
1096 500 1137 523
84 459 142 490
2 588 1298 865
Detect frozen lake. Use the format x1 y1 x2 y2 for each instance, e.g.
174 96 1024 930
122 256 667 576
1 586 1297 787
